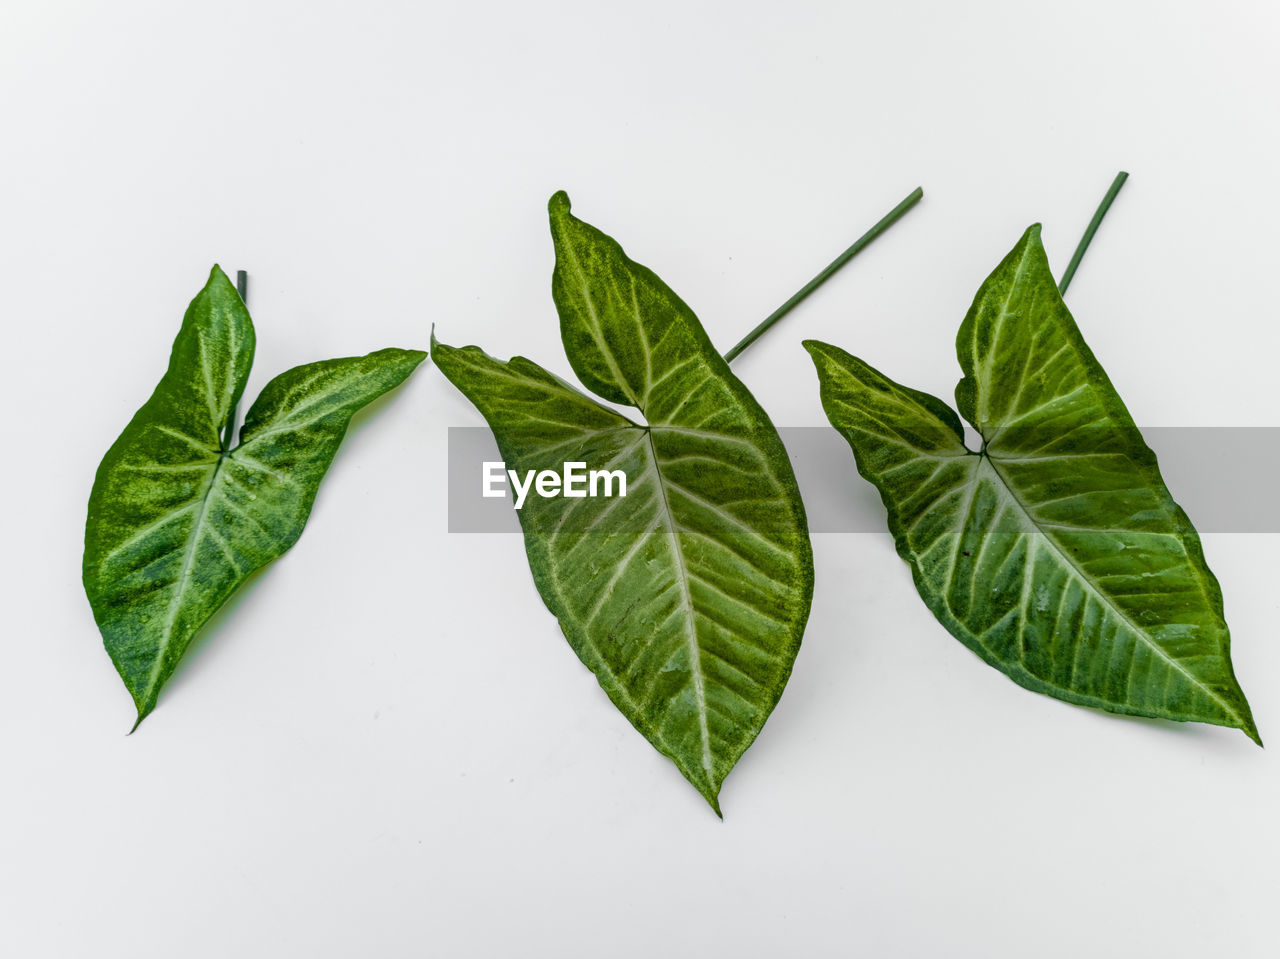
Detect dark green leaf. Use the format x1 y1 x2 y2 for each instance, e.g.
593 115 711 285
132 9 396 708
806 226 1258 742
83 265 426 728
432 192 814 813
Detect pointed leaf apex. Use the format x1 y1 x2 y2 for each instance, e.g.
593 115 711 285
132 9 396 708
204 263 238 297
700 785 724 819
1242 718 1263 747
1024 223 1043 241
802 338 831 360
129 705 151 735
430 330 452 362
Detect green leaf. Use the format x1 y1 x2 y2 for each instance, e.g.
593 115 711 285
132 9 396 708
83 265 426 729
806 225 1259 743
432 192 814 814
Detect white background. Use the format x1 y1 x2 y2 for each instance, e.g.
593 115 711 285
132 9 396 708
3 1 1278 955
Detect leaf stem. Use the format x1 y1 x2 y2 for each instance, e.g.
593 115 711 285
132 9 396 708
723 187 924 363
221 271 249 452
1058 171 1128 295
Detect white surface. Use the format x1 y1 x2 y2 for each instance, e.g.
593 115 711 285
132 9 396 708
2 1 1278 956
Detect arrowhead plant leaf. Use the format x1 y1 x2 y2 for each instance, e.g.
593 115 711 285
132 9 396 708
84 266 426 728
806 225 1259 742
432 192 814 814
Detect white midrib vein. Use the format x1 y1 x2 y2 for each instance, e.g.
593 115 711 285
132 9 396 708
976 238 1035 432
139 317 243 708
644 428 714 781
563 232 712 773
981 454 1243 723
562 239 640 407
140 450 226 708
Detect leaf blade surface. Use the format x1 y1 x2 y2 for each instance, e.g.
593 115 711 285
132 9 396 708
433 194 814 811
806 227 1257 741
84 266 426 726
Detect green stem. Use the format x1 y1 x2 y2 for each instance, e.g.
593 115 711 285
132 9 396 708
221 270 249 452
1059 171 1128 295
723 187 924 363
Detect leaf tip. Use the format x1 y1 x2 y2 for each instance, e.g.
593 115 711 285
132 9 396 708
208 263 238 292
1242 719 1263 748
429 328 449 361
705 791 724 819
203 263 242 302
548 190 572 218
